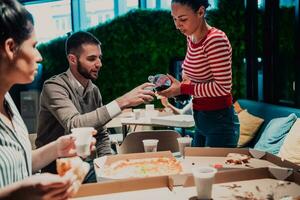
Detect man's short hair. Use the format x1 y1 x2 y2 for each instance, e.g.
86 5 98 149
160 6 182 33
65 31 101 56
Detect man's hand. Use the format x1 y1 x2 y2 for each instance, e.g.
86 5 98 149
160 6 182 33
116 82 155 109
157 74 181 98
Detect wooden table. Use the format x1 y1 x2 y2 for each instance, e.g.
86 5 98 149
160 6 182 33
106 109 195 139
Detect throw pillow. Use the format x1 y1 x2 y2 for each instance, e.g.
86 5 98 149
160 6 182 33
237 110 264 147
278 119 300 165
254 113 297 155
233 101 243 114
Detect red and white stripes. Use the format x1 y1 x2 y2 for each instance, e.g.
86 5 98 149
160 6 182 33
181 28 232 98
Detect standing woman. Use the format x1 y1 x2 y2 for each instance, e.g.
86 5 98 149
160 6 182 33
0 0 94 199
159 0 240 147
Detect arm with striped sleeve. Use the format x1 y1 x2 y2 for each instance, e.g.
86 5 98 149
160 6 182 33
181 35 232 98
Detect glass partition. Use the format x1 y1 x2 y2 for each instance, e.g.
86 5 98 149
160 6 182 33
25 0 71 43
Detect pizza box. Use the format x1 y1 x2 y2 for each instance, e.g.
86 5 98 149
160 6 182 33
182 147 300 172
93 151 182 182
73 175 174 199
175 167 300 199
74 166 300 199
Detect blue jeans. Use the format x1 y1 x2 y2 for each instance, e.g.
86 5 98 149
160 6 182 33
82 157 97 183
192 106 240 147
174 127 195 138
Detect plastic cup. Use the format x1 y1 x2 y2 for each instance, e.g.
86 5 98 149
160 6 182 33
177 137 193 157
192 166 217 200
133 109 141 120
145 104 155 111
145 104 158 119
71 127 94 158
146 110 159 118
142 139 159 152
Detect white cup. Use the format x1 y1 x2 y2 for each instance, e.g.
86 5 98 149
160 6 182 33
133 109 141 120
71 127 94 158
177 137 193 157
145 104 158 119
146 110 159 118
192 166 217 200
142 139 159 152
145 104 155 111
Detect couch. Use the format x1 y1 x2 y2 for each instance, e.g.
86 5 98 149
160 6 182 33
237 99 300 148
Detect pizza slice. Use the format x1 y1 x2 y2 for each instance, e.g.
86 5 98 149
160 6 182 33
56 156 90 195
225 153 251 165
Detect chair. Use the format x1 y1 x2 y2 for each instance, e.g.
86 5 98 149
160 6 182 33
116 130 181 154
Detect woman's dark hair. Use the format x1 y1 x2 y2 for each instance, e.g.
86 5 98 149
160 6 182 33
0 0 34 47
171 0 210 12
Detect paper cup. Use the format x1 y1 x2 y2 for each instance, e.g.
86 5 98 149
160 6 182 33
192 166 217 200
133 109 141 120
71 127 94 158
145 110 159 118
142 139 159 152
177 137 193 157
145 104 155 111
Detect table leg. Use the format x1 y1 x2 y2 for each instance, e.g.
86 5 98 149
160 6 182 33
122 125 129 139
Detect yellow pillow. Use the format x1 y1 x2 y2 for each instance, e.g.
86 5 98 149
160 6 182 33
233 101 243 114
278 119 300 165
238 110 264 147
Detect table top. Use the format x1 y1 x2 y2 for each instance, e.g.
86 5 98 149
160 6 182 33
106 110 195 129
120 115 195 127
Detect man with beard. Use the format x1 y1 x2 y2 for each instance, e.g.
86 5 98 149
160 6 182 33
36 31 155 182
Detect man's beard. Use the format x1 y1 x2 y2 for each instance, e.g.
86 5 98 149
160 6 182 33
77 60 98 81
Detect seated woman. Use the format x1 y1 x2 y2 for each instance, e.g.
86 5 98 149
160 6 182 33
0 1 95 199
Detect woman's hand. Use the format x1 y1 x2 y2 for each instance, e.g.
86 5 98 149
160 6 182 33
160 97 170 108
182 72 191 84
157 74 181 98
8 173 75 200
56 134 96 158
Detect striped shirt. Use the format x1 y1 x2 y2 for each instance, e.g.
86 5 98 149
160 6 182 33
0 93 32 187
180 27 233 111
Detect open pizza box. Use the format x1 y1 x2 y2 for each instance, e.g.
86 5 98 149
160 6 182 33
176 167 300 199
93 151 180 182
73 166 300 199
181 147 300 173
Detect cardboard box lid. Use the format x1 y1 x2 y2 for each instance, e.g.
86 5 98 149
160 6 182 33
74 187 174 200
74 175 172 198
176 167 300 199
184 147 300 171
182 167 300 187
